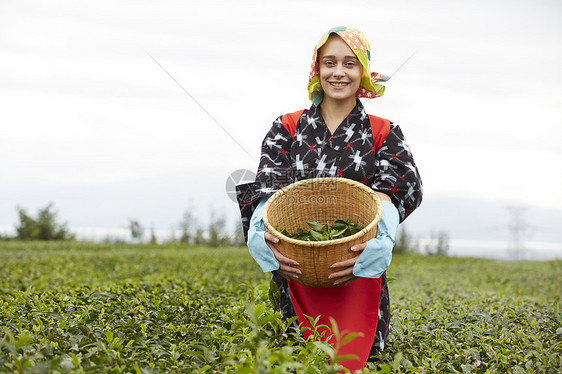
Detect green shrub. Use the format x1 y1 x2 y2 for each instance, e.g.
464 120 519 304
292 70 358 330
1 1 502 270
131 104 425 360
14 203 74 241
0 243 560 372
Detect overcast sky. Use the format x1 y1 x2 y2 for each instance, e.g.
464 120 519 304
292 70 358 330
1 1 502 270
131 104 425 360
1 0 561 239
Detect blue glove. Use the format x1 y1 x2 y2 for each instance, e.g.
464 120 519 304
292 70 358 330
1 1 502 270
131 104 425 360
353 200 399 278
247 197 280 272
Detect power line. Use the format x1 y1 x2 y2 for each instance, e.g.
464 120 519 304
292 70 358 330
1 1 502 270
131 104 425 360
145 51 257 162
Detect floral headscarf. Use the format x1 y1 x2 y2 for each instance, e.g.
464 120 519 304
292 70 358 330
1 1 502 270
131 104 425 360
307 26 389 106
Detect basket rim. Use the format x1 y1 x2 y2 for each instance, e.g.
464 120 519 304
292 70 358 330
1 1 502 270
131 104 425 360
262 177 383 247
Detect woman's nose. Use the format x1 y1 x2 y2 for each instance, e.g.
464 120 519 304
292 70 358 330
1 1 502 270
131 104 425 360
333 63 345 76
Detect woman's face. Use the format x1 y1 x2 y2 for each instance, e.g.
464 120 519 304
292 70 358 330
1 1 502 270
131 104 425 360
318 35 362 105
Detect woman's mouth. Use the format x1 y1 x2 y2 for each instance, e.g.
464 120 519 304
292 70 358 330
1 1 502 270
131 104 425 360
329 82 350 87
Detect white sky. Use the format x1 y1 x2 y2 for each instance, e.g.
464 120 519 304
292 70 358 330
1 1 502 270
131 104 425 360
1 0 562 233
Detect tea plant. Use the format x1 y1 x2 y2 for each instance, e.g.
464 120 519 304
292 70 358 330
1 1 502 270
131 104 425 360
0 242 560 373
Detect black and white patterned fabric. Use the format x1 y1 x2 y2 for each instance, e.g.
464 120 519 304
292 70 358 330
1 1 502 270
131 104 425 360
237 100 422 236
236 99 422 353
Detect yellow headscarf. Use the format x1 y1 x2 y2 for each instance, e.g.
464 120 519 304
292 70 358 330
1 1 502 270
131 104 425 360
307 26 389 106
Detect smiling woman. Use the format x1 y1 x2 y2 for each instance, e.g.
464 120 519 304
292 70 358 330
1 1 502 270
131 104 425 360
318 35 363 133
235 26 423 371
319 34 363 117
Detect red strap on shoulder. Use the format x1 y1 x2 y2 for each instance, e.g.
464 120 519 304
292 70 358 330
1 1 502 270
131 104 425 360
281 109 306 138
282 110 389 146
368 114 391 151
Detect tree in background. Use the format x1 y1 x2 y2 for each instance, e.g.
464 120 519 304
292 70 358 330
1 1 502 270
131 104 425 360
193 228 205 245
15 203 74 241
169 207 246 247
149 227 158 244
207 210 227 247
393 225 417 254
128 220 144 243
425 230 450 256
231 221 246 247
179 209 196 244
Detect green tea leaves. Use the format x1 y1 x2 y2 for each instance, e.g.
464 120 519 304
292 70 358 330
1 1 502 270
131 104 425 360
309 230 324 241
278 219 364 241
0 242 560 372
306 221 326 231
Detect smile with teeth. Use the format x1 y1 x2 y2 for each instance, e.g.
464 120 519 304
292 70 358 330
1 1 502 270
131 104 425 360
329 82 350 87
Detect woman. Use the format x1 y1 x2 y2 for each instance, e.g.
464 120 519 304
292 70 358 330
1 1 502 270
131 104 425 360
236 26 422 371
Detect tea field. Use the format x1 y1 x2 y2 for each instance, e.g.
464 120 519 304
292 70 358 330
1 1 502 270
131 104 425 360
0 241 560 373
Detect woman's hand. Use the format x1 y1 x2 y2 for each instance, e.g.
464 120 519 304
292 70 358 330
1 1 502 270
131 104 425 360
264 232 302 280
328 242 367 286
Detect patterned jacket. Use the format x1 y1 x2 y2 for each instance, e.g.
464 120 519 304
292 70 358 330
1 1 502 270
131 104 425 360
236 100 423 239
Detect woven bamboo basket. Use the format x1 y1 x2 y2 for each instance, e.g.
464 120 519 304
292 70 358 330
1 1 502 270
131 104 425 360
262 177 382 288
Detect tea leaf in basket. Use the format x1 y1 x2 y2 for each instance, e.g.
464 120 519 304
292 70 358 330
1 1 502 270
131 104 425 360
330 228 347 238
275 225 291 237
292 229 311 241
280 219 364 241
309 230 325 241
351 221 364 231
333 219 349 229
306 221 327 231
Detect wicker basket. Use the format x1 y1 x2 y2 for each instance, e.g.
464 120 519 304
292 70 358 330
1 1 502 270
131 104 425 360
262 177 382 288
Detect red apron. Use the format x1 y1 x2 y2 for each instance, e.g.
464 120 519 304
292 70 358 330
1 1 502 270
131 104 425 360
288 277 382 371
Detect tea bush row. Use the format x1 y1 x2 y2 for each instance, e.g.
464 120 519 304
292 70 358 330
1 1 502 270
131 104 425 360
0 242 560 373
